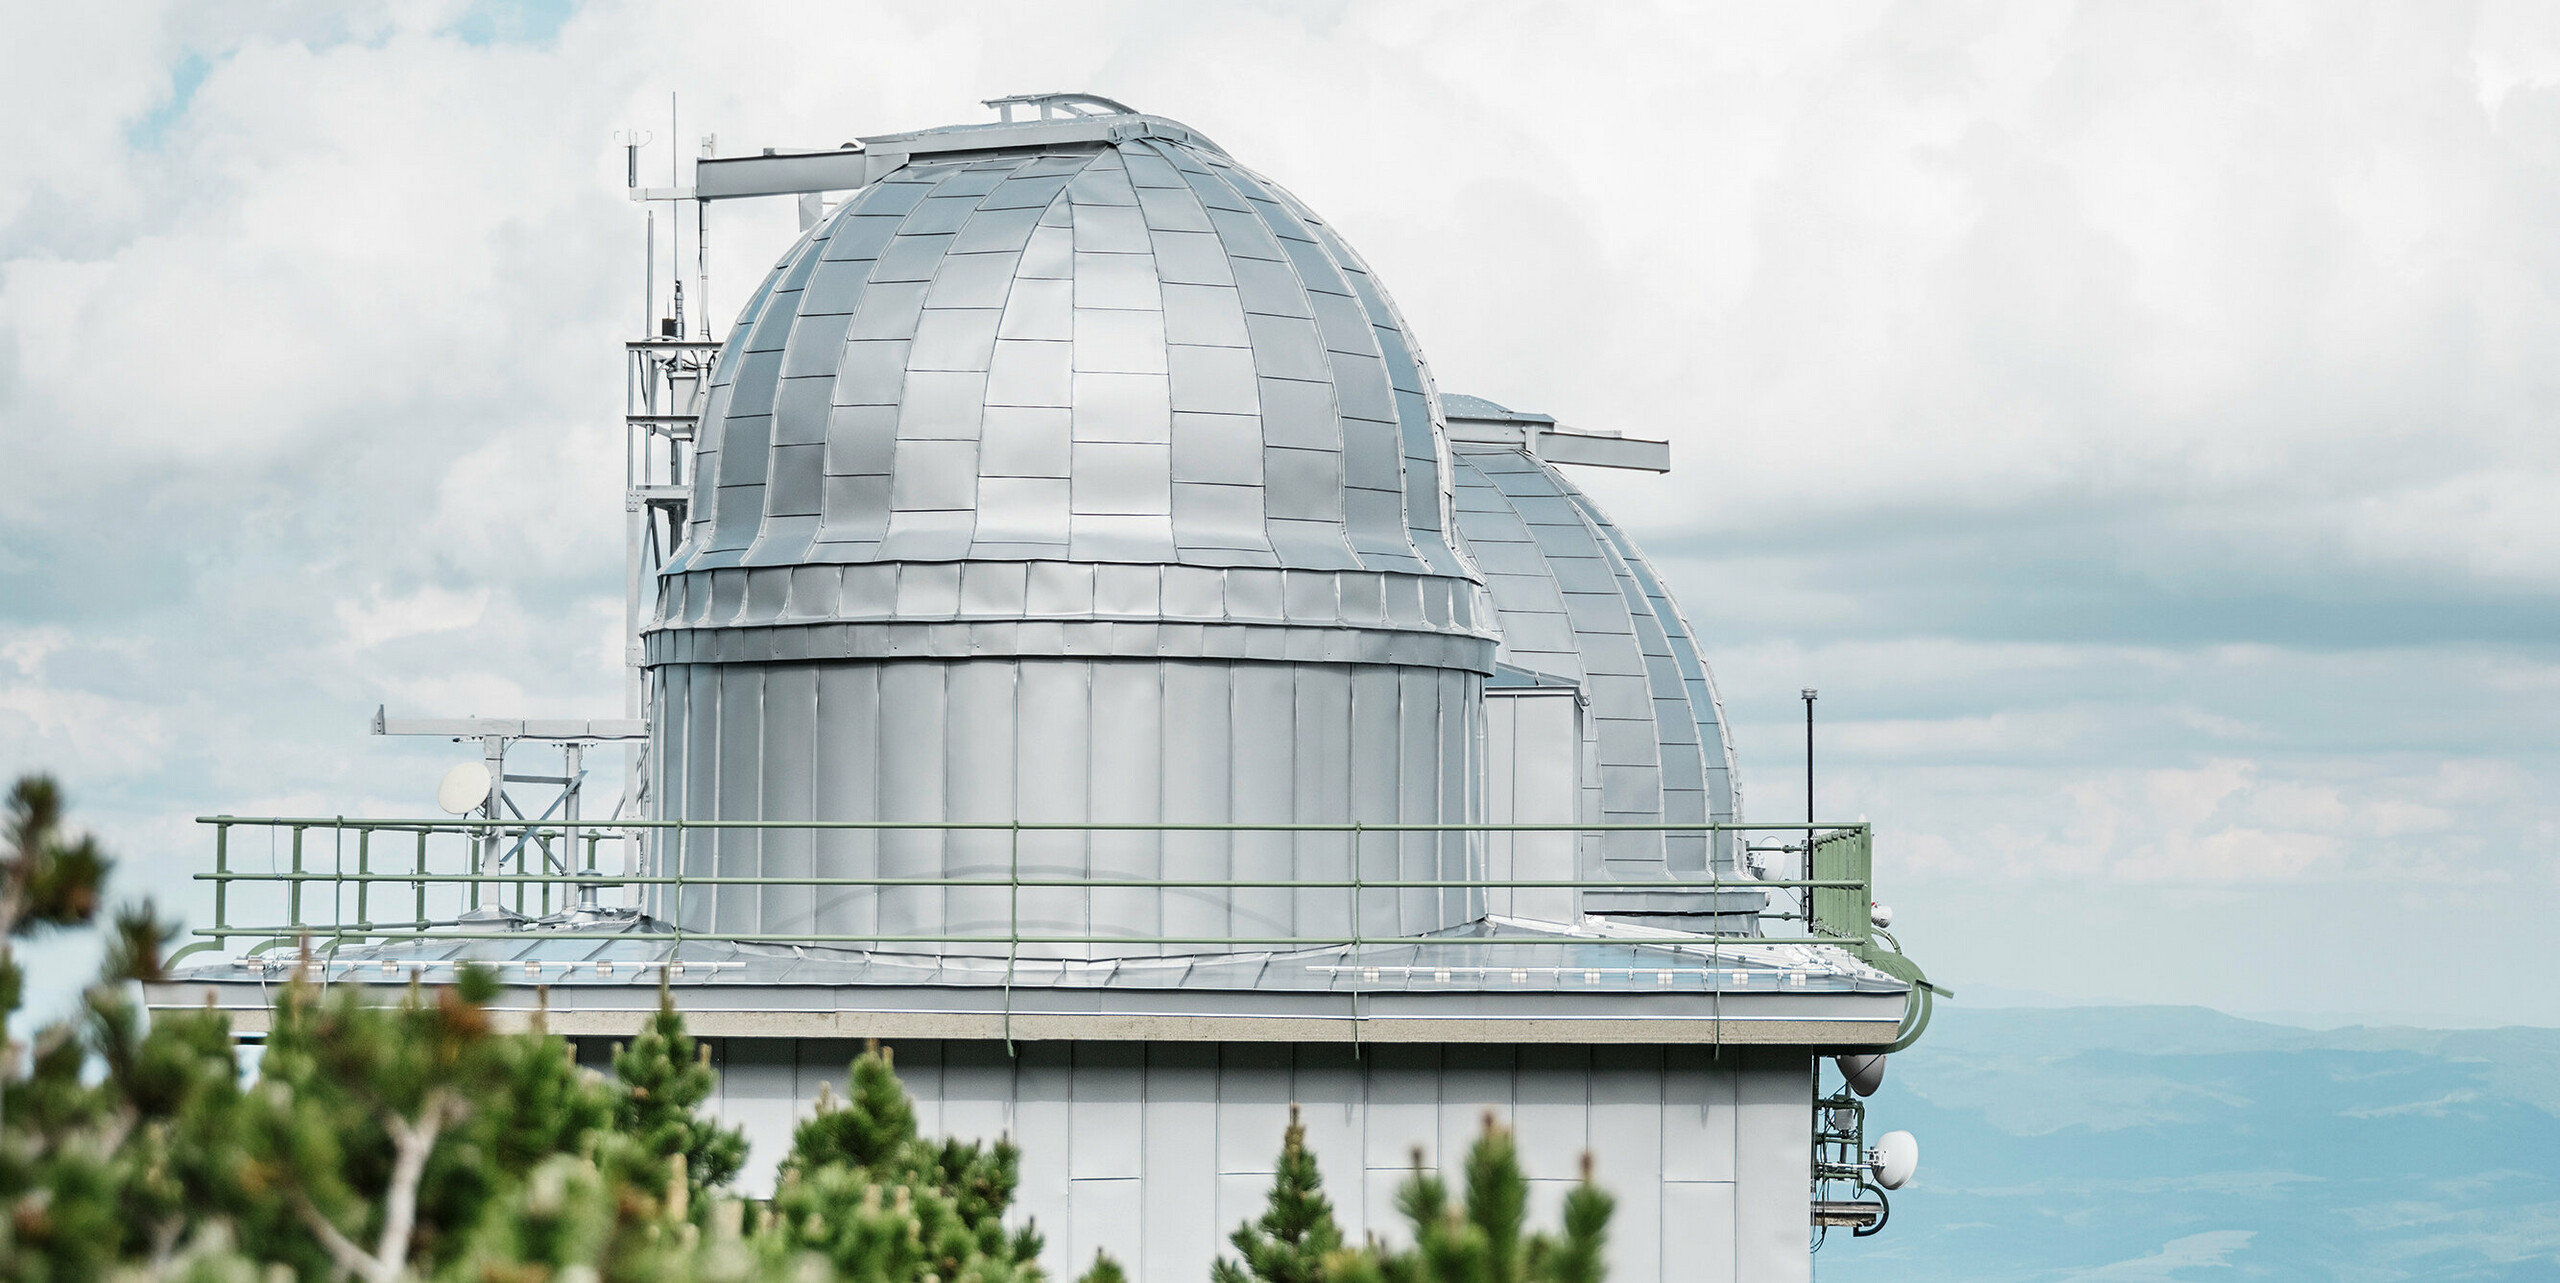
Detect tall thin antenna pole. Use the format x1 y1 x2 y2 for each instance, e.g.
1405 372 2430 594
1803 688 1817 825
1802 688 1818 925
670 93 682 337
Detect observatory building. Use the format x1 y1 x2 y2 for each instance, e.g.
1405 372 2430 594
155 96 1935 1282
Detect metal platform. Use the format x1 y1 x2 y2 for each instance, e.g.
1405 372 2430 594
1812 1200 1885 1230
153 911 1912 1044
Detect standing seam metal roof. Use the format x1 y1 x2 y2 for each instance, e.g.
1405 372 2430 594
667 126 1477 595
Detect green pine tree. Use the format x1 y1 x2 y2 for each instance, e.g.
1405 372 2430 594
784 1039 918 1174
1326 1113 1613 1283
0 779 790 1281
612 977 749 1199
0 805 240 1281
1543 1155 1612 1283
772 1040 1044 1283
0 775 113 1039
232 960 624 1281
1 769 1634 1283
1215 1103 1348 1283
80 932 245 1265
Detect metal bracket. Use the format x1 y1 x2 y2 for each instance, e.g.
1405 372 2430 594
982 92 1140 121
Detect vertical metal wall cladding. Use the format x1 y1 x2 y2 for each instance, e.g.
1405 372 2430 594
644 121 1499 952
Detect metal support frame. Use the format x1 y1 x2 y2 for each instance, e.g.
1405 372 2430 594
1811 1075 1892 1238
624 337 712 842
370 713 645 918
983 92 1141 122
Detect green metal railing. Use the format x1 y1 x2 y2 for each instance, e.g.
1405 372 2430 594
1809 828 1874 945
190 815 1892 958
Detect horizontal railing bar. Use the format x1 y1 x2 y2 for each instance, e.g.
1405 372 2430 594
199 816 1869 834
189 928 1864 947
192 872 1860 890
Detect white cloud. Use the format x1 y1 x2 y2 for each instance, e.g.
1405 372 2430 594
0 624 175 779
0 683 173 780
334 583 489 650
4 1 2559 1024
426 423 625 578
0 626 71 677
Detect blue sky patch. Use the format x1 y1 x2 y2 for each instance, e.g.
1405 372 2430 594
446 0 580 48
127 51 209 150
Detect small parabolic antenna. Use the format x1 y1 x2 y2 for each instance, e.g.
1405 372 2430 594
1870 1130 1919 1189
1837 1052 1887 1097
436 761 493 815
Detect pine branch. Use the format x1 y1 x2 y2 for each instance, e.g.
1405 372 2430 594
294 1190 386 1283
373 1087 466 1279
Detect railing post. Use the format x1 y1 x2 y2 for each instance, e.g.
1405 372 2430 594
1350 820 1364 1045
414 829 429 932
289 826 305 933
1004 819 1020 1051
213 822 231 937
669 817 686 962
330 817 346 951
1350 821 1363 953
357 825 372 933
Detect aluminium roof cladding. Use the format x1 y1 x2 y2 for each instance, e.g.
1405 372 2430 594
669 118 1472 582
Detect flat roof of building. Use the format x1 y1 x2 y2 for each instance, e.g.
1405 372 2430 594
153 917 1912 1047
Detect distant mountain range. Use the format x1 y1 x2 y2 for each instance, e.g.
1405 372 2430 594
1814 1005 2560 1282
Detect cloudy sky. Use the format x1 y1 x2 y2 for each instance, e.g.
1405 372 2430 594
5 0 2555 1026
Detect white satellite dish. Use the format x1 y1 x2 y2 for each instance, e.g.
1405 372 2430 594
436 761 493 816
1870 1130 1919 1189
1837 1052 1888 1097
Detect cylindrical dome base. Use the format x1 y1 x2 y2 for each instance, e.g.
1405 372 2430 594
648 657 1482 957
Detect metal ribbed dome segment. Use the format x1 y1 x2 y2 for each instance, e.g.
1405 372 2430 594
1450 437 1742 878
666 117 1474 592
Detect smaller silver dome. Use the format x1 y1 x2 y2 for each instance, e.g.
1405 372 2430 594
1448 401 1742 879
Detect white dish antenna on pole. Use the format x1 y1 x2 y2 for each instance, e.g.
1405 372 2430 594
1870 1131 1919 1189
436 761 494 816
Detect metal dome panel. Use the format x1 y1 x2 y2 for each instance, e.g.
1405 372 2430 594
1449 435 1742 880
666 130 1474 590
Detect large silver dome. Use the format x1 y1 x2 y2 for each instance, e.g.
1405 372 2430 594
642 108 1495 954
655 111 1488 671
